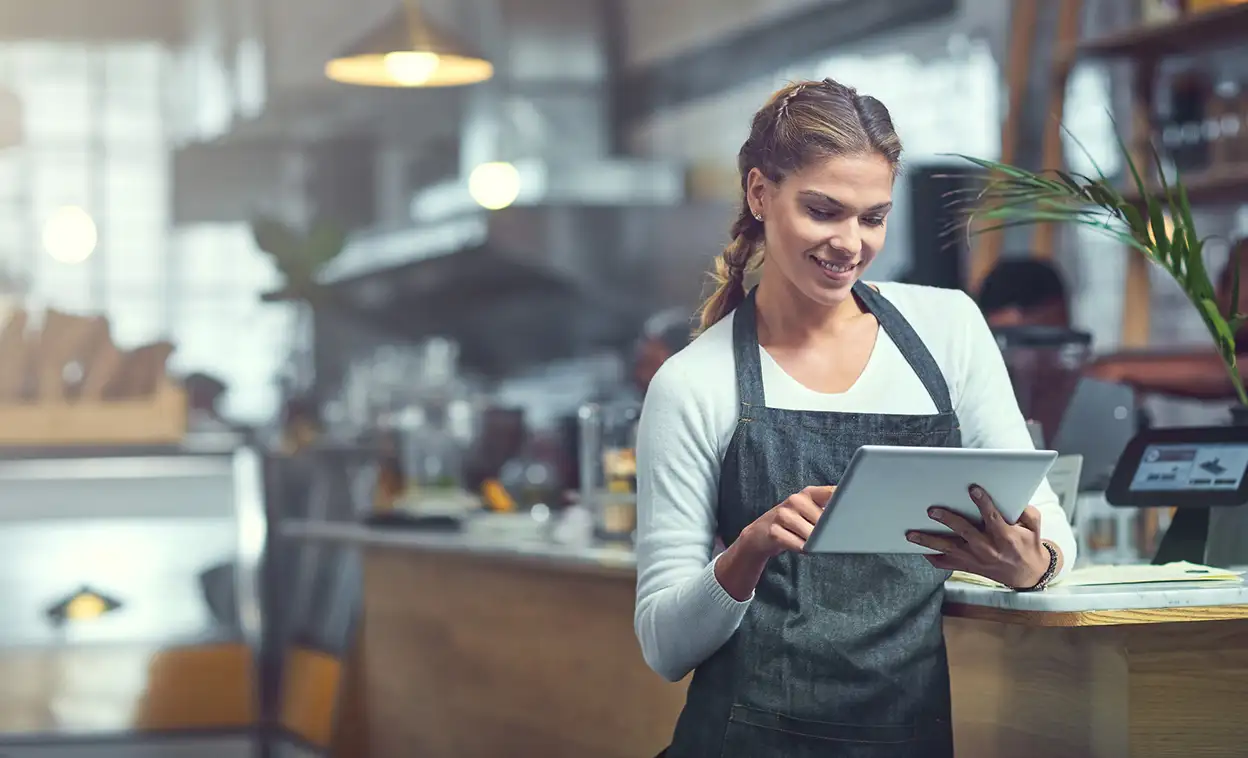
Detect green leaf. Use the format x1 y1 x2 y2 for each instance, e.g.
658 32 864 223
1113 129 1152 208
1053 170 1093 201
1084 181 1123 207
1144 197 1172 264
1198 297 1236 357
1120 204 1147 238
251 216 301 258
1186 248 1214 295
304 222 349 268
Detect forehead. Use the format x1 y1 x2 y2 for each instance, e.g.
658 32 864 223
783 153 894 207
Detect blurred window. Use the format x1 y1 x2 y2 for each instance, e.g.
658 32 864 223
0 41 289 421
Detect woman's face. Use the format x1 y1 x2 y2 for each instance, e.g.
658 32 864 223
747 152 894 310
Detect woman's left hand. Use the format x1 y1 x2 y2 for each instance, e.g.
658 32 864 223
906 484 1055 589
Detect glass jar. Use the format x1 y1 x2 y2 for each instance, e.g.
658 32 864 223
577 397 641 543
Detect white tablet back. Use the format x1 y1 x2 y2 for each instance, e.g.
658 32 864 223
804 445 1058 555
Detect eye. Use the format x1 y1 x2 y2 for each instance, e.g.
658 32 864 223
806 206 836 221
862 215 886 228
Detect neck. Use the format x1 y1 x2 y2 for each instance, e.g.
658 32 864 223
754 271 865 345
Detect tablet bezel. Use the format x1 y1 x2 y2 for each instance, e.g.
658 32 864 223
803 445 1058 555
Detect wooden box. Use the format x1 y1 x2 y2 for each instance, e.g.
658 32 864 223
0 307 187 447
0 380 187 446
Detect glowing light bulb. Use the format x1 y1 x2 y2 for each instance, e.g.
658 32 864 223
383 51 441 86
468 162 521 211
42 206 97 264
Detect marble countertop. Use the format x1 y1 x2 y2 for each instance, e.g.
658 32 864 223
282 519 638 574
943 576 1248 613
284 520 1248 615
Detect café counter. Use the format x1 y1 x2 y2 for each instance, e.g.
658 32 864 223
285 521 1248 758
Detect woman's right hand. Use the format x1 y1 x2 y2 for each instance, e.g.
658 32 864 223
742 485 836 557
714 485 835 601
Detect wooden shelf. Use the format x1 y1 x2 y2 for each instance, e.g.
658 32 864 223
1079 4 1248 62
1123 162 1248 206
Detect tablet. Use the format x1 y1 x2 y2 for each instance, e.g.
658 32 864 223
804 445 1058 555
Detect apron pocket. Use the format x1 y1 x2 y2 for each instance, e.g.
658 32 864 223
721 705 950 758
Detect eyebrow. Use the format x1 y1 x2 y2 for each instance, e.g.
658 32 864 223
798 190 892 213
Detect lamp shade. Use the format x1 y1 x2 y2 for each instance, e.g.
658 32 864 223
324 7 493 88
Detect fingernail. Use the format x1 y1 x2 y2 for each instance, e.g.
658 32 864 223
906 532 919 543
969 485 983 499
928 507 942 519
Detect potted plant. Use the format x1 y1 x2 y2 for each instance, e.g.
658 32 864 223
252 215 348 304
955 131 1247 414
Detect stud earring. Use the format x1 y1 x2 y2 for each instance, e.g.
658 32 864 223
754 213 763 222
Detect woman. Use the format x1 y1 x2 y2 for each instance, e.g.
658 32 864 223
634 78 1077 757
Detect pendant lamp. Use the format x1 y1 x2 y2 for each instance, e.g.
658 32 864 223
324 0 493 88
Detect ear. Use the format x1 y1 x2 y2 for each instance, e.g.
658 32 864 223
745 167 771 219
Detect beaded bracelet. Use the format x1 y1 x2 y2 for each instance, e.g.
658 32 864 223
1012 541 1059 592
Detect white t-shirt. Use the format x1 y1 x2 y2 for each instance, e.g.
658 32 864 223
633 282 1078 682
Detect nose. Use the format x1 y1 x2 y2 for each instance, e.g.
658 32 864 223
826 218 862 256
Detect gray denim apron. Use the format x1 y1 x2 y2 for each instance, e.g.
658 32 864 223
665 283 959 758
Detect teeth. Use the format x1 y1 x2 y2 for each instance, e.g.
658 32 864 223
815 258 856 273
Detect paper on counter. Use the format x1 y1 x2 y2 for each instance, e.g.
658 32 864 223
1055 561 1242 586
948 571 1007 588
948 561 1244 590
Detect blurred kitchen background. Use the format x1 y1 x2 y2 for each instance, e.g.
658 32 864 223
1 0 1248 756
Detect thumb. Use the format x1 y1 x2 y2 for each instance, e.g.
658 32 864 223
805 485 837 506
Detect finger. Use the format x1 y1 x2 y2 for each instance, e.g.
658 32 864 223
929 507 995 558
768 523 807 552
776 507 816 540
929 507 984 541
923 553 968 571
968 484 1011 537
803 485 837 507
906 530 966 555
1016 505 1043 534
786 493 825 525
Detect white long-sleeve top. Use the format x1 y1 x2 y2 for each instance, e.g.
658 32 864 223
633 282 1077 683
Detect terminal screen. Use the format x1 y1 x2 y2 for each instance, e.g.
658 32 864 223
1129 443 1248 493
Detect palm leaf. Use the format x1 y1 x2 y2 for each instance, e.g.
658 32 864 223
945 134 1248 407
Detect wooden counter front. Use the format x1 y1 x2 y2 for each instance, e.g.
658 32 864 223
288 524 1248 758
944 599 1248 758
351 546 686 758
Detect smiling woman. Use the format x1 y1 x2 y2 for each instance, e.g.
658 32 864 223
697 79 901 334
634 78 1076 758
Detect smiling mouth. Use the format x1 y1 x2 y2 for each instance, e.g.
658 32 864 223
810 255 859 274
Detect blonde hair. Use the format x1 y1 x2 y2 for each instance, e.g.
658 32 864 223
696 78 903 334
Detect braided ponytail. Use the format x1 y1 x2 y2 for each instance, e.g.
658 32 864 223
696 201 763 334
